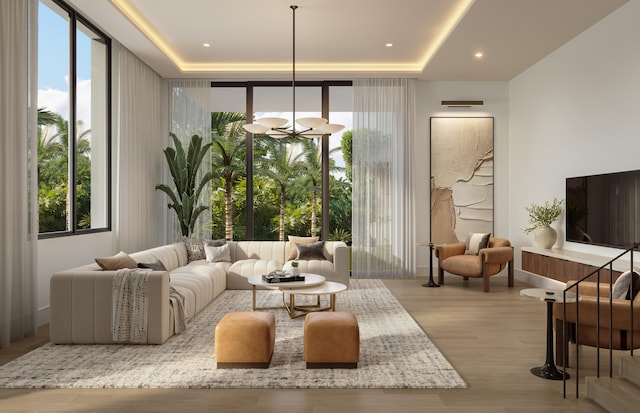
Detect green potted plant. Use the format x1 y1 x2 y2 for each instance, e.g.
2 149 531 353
290 260 300 276
523 198 564 249
156 133 214 237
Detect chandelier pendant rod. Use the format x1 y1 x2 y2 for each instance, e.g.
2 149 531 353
291 5 297 134
243 5 343 138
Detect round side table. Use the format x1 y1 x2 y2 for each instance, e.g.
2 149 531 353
520 288 578 380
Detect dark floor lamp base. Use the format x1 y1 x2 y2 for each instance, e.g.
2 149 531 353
422 242 440 288
530 300 570 380
530 364 570 380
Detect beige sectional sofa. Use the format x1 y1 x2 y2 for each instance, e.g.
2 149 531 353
49 240 349 345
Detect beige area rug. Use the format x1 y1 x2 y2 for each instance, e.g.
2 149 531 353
0 279 466 389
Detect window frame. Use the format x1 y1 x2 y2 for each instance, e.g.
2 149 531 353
211 80 351 240
38 0 112 239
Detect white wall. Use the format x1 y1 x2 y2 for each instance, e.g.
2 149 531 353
414 81 509 274
509 0 640 269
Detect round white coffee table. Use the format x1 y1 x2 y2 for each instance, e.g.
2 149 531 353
247 274 346 318
282 281 348 318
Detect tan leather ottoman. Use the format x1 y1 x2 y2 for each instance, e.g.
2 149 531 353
304 311 359 369
214 312 276 369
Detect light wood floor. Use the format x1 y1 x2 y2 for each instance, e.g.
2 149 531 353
0 276 614 412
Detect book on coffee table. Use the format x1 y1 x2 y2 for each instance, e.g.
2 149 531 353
262 273 306 283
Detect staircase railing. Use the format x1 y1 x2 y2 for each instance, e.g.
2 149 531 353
562 242 638 399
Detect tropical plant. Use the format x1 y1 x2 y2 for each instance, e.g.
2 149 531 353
210 111 247 240
295 138 322 237
329 175 352 237
296 137 345 237
156 133 214 237
523 198 564 234
256 137 305 241
37 108 93 232
341 130 353 181
329 228 352 244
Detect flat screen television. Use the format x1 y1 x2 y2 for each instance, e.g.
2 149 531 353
566 170 640 249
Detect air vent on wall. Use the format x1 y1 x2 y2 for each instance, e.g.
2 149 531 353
441 100 484 107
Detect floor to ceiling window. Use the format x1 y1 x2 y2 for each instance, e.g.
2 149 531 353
210 82 352 243
37 0 111 236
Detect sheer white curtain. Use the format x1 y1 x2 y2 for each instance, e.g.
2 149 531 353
116 46 163 252
0 0 38 348
351 78 416 278
167 79 212 241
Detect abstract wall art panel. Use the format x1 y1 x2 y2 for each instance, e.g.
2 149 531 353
430 117 494 244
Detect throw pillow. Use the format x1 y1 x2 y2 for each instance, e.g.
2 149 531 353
465 232 491 255
295 240 326 260
612 270 640 300
288 235 319 260
137 259 167 271
95 251 138 270
205 243 231 263
183 237 206 262
205 238 227 247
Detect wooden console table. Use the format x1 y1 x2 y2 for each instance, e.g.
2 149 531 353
521 247 628 283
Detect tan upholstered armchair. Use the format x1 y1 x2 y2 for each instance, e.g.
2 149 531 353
434 237 514 292
553 280 640 365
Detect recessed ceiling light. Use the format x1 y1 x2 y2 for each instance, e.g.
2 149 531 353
203 43 211 48
385 43 393 48
474 51 483 58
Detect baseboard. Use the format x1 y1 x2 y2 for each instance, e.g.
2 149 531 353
515 269 565 289
37 306 49 328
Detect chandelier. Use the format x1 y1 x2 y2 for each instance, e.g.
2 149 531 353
243 5 344 138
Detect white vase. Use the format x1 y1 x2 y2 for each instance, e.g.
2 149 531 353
534 225 557 249
290 267 300 276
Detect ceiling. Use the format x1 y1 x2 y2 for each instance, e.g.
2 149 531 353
67 0 628 81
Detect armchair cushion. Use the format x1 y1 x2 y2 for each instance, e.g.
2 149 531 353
441 255 483 277
465 232 491 255
612 270 640 300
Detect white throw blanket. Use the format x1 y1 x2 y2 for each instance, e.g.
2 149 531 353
112 268 151 343
169 285 187 334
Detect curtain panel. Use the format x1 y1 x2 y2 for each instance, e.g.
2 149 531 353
167 79 213 241
0 0 38 347
116 46 164 252
352 78 416 278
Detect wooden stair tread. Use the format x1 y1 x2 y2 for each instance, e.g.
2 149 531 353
586 376 640 413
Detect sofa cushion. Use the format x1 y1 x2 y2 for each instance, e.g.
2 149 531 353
170 262 227 319
230 241 286 263
140 243 186 271
226 259 282 290
205 243 231 263
137 259 167 271
95 252 138 270
183 237 207 262
287 236 319 260
295 240 327 260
